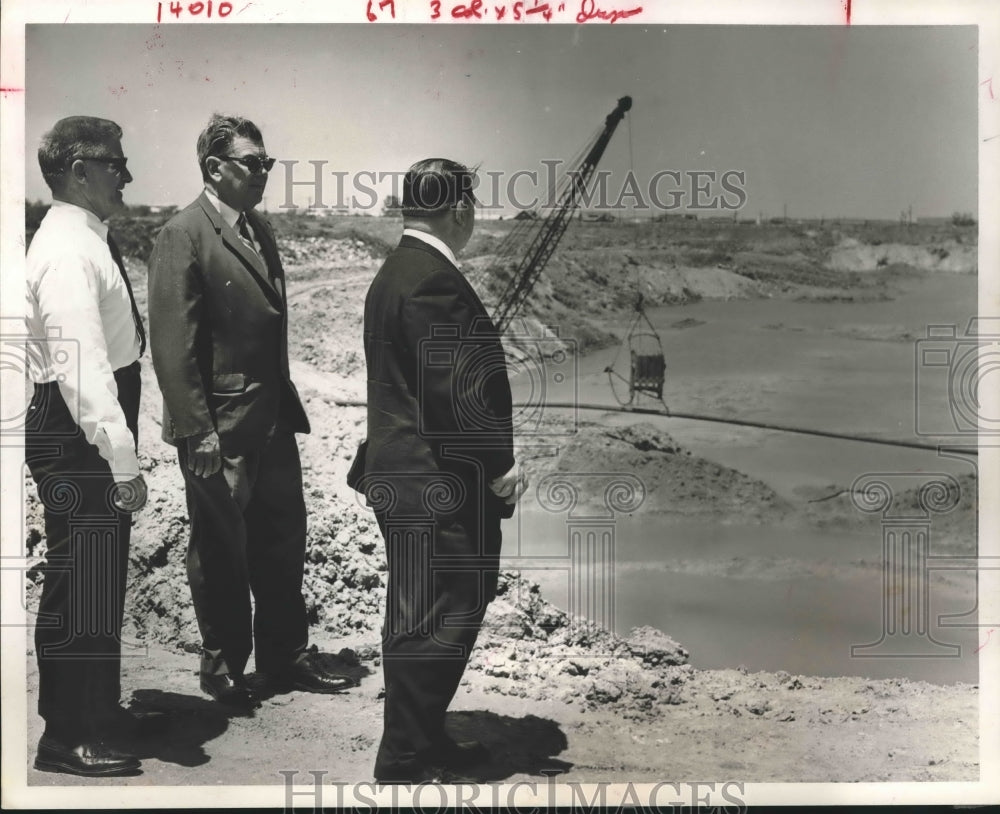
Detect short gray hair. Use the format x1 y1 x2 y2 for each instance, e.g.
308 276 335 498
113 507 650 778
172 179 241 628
38 116 123 192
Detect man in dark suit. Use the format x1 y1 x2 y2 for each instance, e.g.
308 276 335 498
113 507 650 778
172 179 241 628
148 114 352 709
349 158 527 783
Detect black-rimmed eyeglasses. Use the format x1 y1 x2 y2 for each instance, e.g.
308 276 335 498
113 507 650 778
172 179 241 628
217 155 276 174
72 156 129 174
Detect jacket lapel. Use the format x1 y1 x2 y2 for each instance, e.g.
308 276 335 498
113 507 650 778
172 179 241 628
197 193 282 308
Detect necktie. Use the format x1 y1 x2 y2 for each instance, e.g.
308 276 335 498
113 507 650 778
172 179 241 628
236 213 261 258
238 213 280 291
107 234 146 356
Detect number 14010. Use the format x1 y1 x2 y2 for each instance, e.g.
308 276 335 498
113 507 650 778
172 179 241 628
157 1 234 21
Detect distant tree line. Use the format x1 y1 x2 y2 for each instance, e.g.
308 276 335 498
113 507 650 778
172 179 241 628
382 194 402 217
25 200 174 260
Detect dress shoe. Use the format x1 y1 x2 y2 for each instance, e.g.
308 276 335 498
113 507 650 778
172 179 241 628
434 738 490 770
268 651 355 694
200 673 260 709
34 734 141 777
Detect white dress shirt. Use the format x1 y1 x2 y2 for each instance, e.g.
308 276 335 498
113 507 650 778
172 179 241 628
26 201 141 481
402 228 460 269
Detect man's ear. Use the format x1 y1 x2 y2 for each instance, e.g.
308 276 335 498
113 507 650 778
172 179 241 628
68 159 88 184
204 156 222 182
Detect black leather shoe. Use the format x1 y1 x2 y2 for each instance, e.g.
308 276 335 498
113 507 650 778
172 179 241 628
34 734 141 777
272 653 356 694
200 673 260 709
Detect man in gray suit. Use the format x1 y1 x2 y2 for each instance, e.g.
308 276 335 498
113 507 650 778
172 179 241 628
148 114 352 709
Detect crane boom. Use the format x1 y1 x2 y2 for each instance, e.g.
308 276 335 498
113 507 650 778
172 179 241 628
490 95 633 335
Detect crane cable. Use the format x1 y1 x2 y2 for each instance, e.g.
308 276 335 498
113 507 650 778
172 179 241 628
327 399 977 457
605 107 670 410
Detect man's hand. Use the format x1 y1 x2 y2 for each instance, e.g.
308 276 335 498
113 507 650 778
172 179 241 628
186 430 222 478
113 474 148 513
489 463 529 506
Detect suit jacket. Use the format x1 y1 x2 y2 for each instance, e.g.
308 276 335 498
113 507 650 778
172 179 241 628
349 235 514 519
147 192 309 454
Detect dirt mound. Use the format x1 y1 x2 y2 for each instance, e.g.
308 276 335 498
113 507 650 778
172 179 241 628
471 573 692 720
277 235 384 273
801 472 977 552
290 283 369 378
522 423 791 522
828 323 919 342
734 249 878 292
826 237 976 273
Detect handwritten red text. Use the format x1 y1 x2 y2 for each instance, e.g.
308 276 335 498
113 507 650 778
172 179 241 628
576 0 642 24
366 0 396 20
363 0 640 23
157 0 233 22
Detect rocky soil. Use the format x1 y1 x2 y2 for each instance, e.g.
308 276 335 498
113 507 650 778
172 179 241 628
19 215 981 789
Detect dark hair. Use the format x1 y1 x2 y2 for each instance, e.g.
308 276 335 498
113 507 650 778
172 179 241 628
37 116 123 192
401 158 478 217
196 113 263 181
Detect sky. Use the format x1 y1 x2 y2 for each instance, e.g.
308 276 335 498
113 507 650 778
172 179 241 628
23 23 978 219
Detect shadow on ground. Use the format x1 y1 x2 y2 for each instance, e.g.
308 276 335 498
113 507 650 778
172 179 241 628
444 710 573 781
125 688 249 767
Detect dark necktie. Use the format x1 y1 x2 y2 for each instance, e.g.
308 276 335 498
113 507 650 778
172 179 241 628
237 213 280 291
107 233 146 356
236 213 261 258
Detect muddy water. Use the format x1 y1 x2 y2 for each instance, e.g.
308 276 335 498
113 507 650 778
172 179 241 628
508 511 979 684
506 272 981 684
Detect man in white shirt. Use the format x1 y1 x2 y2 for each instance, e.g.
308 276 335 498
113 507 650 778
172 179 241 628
25 116 150 777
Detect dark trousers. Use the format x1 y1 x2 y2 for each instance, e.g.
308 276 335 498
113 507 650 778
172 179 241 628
178 428 309 677
374 493 502 773
25 363 140 742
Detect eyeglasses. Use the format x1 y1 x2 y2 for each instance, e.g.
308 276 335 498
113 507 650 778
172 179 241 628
217 154 276 174
72 156 129 174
